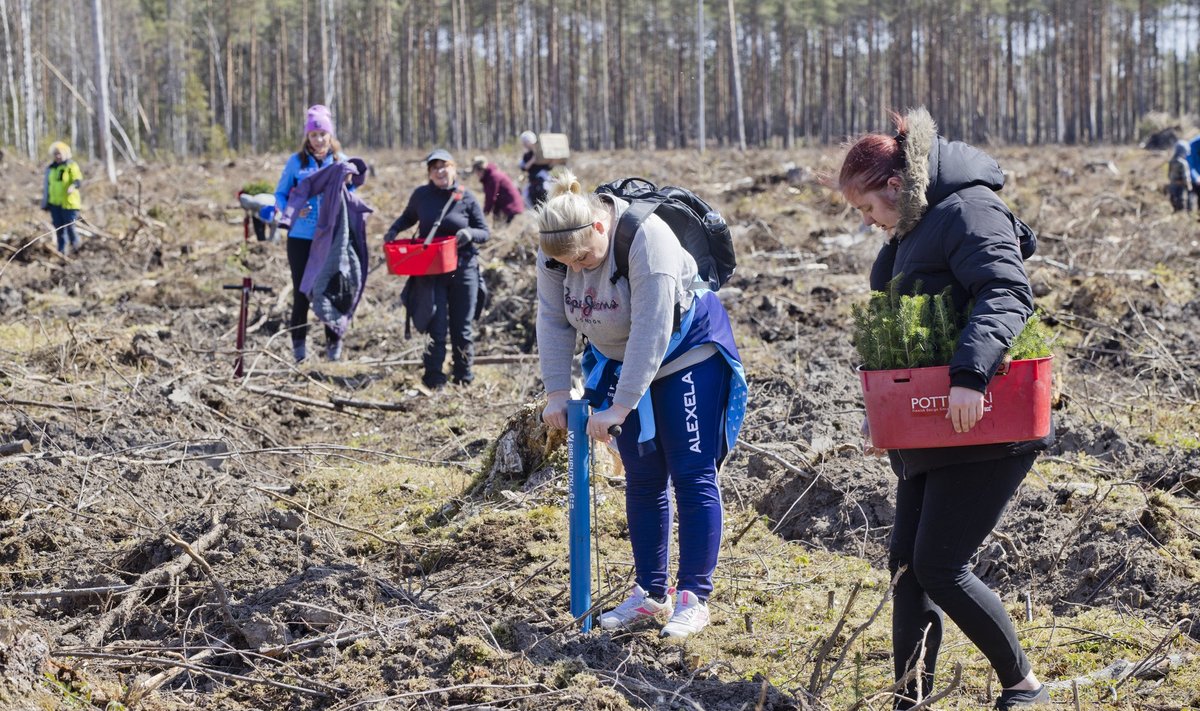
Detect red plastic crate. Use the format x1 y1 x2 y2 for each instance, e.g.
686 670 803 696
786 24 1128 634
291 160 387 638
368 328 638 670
383 236 458 276
860 356 1053 449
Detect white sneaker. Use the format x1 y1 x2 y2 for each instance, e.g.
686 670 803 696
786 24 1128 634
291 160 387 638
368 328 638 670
661 590 710 639
599 584 674 630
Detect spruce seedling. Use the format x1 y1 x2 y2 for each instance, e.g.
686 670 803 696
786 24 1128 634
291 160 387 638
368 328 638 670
853 276 1051 371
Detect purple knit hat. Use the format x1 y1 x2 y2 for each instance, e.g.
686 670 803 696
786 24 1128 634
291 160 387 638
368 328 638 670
304 104 335 135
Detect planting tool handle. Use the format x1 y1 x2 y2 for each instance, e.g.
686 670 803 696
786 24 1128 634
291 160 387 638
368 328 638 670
566 400 593 632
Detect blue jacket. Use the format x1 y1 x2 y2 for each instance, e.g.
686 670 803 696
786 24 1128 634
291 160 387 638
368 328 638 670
1187 136 1200 184
274 151 340 239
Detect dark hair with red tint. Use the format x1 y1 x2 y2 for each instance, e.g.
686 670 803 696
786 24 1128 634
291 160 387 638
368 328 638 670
838 112 908 195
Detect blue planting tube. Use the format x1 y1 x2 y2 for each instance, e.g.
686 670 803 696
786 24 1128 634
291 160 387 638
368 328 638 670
566 399 592 632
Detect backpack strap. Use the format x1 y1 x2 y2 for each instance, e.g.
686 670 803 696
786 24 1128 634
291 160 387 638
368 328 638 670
609 196 667 285
608 196 682 333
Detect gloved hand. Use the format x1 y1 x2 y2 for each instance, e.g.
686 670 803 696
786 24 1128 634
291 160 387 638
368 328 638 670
456 228 472 247
383 228 398 243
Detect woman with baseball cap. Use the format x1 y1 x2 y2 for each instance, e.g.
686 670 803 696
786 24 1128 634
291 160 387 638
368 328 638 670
384 149 489 388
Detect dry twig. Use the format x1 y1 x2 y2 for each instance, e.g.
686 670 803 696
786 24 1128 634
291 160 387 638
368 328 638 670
84 521 228 647
164 531 243 641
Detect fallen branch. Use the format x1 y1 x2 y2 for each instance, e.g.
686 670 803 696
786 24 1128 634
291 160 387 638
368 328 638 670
331 682 548 711
56 442 477 471
243 384 349 412
362 353 539 368
1 584 135 600
0 439 32 456
905 663 963 710
328 396 411 412
738 440 816 477
527 583 628 651
52 649 335 698
122 647 218 704
481 559 557 613
3 398 104 413
164 531 243 641
259 628 380 659
1114 618 1190 691
245 385 417 413
84 522 228 647
807 582 861 693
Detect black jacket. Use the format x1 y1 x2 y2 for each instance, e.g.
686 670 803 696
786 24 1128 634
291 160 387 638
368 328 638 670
384 182 489 258
872 108 1052 478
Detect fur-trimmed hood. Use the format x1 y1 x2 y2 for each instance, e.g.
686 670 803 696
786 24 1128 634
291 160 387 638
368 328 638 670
894 107 1006 237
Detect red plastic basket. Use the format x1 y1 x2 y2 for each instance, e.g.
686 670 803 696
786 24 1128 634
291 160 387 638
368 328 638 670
860 356 1053 449
383 236 458 276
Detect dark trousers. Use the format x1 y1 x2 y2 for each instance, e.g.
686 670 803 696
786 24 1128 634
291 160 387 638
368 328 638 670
286 237 337 348
422 257 479 386
614 353 730 600
1169 183 1191 211
889 453 1037 707
50 206 80 253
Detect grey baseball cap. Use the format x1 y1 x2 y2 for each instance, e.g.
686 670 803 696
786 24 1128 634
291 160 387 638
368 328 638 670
425 148 454 165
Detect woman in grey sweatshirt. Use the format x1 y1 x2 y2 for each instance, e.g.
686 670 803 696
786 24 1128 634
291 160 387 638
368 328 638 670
534 170 747 640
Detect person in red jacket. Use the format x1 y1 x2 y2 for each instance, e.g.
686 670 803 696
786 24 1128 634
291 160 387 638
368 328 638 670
471 156 525 224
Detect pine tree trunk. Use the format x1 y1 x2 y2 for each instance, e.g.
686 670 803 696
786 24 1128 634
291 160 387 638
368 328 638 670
697 0 705 152
599 0 611 149
167 0 186 154
726 0 745 150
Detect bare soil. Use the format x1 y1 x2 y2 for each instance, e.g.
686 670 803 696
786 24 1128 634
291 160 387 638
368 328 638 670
1 145 1198 710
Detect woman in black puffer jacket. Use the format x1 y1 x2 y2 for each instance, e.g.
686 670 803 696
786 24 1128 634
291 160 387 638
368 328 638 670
838 108 1052 711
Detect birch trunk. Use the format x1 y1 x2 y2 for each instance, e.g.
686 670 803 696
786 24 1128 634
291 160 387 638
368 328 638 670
0 0 14 148
19 0 35 158
91 0 115 181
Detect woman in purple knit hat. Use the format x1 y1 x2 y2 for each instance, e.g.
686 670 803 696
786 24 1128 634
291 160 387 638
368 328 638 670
274 104 347 362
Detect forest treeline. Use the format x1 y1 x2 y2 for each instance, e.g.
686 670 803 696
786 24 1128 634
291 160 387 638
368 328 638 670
3 0 1199 162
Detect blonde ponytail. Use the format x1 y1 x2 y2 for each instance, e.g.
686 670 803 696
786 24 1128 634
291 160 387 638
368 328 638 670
535 169 607 260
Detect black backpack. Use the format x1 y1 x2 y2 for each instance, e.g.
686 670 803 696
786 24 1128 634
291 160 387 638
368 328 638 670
593 177 736 291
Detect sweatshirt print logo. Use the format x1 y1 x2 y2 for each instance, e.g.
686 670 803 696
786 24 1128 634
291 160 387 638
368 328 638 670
564 286 619 321
682 371 702 453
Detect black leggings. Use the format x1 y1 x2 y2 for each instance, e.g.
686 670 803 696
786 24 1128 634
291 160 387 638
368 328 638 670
889 453 1037 707
286 237 337 347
